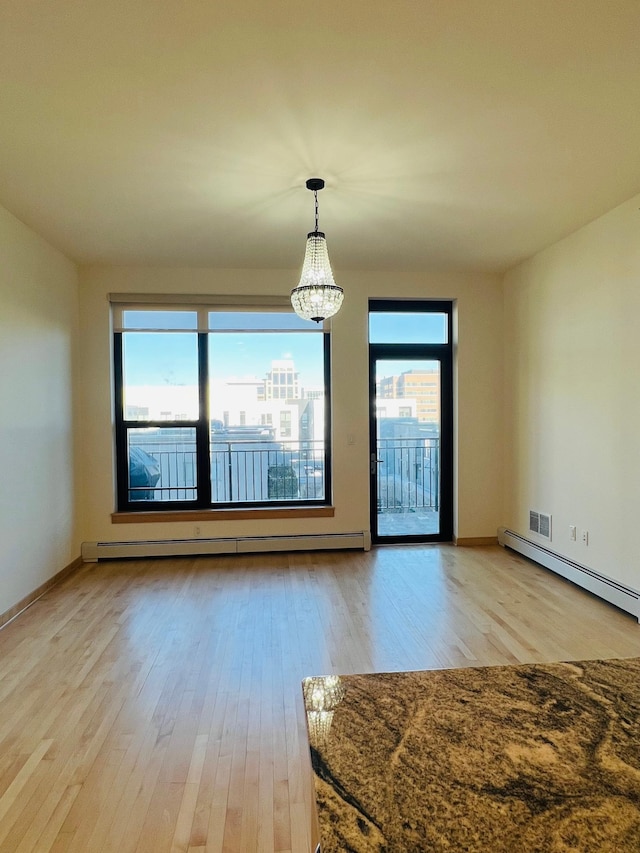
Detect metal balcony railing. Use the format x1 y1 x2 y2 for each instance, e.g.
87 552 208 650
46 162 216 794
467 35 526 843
127 431 325 503
376 437 439 512
210 440 325 502
126 430 438 511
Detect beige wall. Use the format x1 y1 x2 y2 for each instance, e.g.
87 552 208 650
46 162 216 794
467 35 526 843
503 192 640 591
78 266 504 544
5 177 639 613
0 205 80 615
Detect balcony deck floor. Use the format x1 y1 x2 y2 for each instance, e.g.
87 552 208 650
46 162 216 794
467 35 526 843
377 507 440 537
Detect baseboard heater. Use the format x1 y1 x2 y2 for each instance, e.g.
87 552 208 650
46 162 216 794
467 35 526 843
498 527 640 622
82 531 371 562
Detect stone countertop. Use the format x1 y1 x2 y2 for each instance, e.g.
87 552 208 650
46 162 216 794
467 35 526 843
302 658 640 852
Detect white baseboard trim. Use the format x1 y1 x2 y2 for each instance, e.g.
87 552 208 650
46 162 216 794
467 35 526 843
82 531 372 561
498 527 640 622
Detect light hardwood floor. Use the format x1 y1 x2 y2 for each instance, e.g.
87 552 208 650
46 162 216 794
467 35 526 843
0 544 638 852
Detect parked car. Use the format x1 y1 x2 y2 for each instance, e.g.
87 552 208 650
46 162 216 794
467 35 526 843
129 446 161 500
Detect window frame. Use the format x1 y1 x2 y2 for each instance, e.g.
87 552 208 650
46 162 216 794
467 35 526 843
368 299 454 543
113 300 333 513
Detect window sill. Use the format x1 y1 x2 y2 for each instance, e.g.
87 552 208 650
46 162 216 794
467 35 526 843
112 506 335 524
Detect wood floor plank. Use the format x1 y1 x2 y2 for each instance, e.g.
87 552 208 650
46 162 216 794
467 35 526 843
0 545 638 852
0 740 54 840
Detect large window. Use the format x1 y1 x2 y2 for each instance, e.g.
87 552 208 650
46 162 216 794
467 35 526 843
113 301 331 510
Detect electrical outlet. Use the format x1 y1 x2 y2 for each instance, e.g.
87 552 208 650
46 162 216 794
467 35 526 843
581 530 589 545
194 525 201 537
569 525 576 541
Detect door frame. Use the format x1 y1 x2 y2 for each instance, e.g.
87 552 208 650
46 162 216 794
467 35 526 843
368 300 454 544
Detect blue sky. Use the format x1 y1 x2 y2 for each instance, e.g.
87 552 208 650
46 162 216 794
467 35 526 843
123 332 325 386
122 310 447 387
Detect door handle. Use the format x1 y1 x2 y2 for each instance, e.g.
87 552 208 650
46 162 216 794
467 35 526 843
370 453 383 474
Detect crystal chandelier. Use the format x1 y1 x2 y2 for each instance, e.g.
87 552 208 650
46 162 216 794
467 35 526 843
302 675 346 751
291 178 344 323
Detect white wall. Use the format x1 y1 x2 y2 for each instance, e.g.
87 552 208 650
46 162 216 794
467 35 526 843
78 266 504 544
503 192 640 591
0 205 80 616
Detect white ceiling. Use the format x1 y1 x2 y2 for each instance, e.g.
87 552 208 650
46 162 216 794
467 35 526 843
2 0 640 273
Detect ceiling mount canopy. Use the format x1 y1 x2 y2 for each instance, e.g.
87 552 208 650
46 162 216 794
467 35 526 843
290 178 344 324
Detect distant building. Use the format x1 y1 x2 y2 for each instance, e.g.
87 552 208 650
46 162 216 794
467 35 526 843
125 358 324 450
260 359 301 400
376 398 417 420
125 404 149 419
378 369 440 423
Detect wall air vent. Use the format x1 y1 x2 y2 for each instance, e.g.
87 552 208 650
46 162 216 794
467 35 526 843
529 510 552 541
